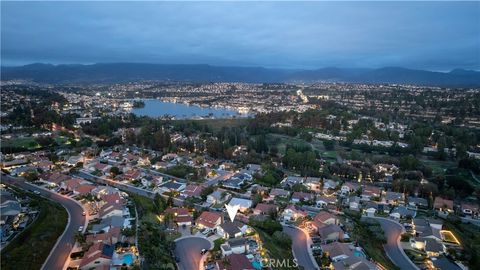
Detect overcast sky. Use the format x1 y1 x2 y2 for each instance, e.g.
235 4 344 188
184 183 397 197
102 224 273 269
1 1 479 70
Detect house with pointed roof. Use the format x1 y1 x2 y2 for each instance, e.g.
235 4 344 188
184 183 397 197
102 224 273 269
79 242 114 270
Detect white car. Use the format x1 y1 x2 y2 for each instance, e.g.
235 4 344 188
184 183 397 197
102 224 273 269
78 226 84 232
33 190 41 195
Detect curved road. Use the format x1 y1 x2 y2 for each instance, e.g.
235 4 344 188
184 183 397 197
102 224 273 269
283 225 319 270
174 237 212 270
3 175 86 270
372 217 419 270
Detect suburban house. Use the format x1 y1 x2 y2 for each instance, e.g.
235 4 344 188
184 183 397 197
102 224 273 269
196 211 222 231
311 211 339 231
79 242 114 270
316 195 337 208
340 182 360 195
281 176 304 187
98 202 125 219
62 178 84 191
408 197 429 209
291 192 315 203
74 184 97 196
165 207 192 226
220 238 249 256
304 177 322 192
332 256 377 270
348 196 361 211
89 162 111 174
216 254 254 270
253 203 278 215
282 205 308 222
390 205 416 219
85 227 122 245
91 216 128 233
66 155 82 166
39 172 70 187
317 223 345 243
384 191 405 205
207 189 231 205
268 188 290 201
321 242 353 262
228 198 253 213
323 179 339 192
361 185 382 201
183 184 204 197
158 181 186 193
217 221 246 239
223 177 246 190
364 201 378 217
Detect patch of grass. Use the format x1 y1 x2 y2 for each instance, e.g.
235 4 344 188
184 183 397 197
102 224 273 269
420 159 456 175
2 137 40 150
1 195 68 270
213 238 226 252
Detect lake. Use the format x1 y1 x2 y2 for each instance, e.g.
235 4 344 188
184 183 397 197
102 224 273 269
131 99 249 119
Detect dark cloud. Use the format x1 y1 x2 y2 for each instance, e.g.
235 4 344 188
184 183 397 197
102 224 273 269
1 1 479 70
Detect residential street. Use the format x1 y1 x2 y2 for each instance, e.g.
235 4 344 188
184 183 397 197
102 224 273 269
282 225 319 270
174 236 212 270
372 217 419 270
75 170 185 206
2 175 86 270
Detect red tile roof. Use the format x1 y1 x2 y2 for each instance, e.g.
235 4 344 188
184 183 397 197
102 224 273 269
196 211 222 229
75 184 96 195
217 254 254 270
254 203 277 214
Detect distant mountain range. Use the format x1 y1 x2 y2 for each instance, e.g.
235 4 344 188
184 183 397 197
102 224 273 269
2 63 479 86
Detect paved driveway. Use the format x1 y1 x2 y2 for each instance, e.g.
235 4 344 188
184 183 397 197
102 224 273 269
3 175 86 270
175 236 212 270
372 217 419 270
282 225 319 270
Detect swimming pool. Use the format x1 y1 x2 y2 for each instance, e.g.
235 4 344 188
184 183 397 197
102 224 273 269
252 260 262 270
353 250 366 258
123 253 134 265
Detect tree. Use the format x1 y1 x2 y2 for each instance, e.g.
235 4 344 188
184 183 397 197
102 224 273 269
110 166 121 177
323 140 335 151
252 193 263 207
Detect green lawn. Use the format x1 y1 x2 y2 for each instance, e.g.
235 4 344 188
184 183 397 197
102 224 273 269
1 194 68 270
1 137 40 149
420 159 456 175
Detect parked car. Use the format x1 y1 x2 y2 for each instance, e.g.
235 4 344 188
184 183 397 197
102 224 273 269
78 226 84 232
201 248 207 255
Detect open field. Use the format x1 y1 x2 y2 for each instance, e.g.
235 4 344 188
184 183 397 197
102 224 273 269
1 137 40 150
420 158 456 175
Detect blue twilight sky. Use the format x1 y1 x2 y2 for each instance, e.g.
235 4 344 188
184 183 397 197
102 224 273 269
1 1 479 71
